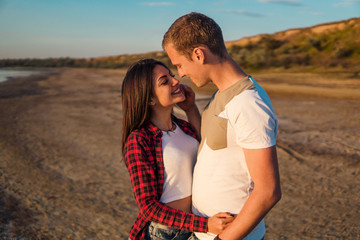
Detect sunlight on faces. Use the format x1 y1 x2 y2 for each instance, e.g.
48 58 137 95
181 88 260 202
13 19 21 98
150 64 185 109
165 44 209 88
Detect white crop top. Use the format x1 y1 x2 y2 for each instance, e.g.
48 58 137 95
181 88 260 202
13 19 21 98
159 123 199 204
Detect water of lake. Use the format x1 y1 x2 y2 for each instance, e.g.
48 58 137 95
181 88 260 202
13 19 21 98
0 69 47 82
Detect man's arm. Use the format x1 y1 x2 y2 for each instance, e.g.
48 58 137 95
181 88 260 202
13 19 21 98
218 146 281 240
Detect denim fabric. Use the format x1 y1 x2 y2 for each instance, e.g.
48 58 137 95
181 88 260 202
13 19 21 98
187 233 199 240
146 221 193 240
188 233 263 240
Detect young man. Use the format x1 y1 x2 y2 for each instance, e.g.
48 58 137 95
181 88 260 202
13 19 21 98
162 12 281 240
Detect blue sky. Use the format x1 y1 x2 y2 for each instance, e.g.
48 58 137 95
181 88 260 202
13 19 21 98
0 0 359 59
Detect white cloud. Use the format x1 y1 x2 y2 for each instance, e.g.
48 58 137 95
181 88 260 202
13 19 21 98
310 12 325 16
140 2 175 6
333 0 360 7
213 0 227 6
257 0 303 6
219 9 266 17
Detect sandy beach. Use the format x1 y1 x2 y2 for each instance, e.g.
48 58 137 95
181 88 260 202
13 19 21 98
0 68 359 239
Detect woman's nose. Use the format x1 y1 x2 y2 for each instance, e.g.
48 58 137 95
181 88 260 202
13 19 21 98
171 76 179 86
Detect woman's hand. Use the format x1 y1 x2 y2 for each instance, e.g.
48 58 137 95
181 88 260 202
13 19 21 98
176 84 196 112
176 84 201 139
208 212 234 235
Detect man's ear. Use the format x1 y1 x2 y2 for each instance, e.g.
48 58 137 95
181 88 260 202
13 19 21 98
193 47 205 63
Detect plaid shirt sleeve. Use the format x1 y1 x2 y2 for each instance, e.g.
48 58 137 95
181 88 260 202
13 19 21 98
124 130 208 233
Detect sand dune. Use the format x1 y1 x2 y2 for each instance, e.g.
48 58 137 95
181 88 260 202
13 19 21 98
0 68 359 239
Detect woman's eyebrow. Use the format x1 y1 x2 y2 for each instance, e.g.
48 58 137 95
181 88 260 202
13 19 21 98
157 75 167 81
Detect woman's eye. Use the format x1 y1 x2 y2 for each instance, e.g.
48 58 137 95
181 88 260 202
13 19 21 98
161 79 168 85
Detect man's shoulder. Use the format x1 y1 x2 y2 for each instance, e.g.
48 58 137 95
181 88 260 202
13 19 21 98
211 76 257 109
220 89 259 113
224 88 277 127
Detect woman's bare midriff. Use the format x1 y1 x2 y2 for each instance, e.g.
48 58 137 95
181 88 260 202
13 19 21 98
165 196 192 213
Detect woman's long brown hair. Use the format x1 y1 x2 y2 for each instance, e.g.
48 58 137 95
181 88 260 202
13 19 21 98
121 58 169 154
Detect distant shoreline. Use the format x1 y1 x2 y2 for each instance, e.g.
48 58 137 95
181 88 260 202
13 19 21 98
0 68 52 82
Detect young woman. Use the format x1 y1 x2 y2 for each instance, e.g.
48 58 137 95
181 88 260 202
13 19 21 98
121 59 233 240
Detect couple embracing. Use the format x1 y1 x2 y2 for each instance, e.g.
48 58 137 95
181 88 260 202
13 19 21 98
121 12 281 240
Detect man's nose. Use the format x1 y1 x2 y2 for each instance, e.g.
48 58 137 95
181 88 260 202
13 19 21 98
178 68 185 78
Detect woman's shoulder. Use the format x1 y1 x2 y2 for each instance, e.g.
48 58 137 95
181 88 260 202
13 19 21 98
127 127 151 142
126 121 159 144
123 127 153 159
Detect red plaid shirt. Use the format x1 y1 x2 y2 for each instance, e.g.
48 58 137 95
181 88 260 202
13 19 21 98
124 116 208 240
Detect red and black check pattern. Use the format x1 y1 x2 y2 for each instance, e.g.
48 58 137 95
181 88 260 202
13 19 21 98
124 116 208 239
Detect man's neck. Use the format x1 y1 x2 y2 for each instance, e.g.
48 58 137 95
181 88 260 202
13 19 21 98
210 57 248 92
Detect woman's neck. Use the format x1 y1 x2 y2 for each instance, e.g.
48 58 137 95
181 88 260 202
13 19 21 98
150 109 174 131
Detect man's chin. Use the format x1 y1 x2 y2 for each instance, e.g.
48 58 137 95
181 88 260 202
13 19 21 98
191 80 201 87
196 82 207 88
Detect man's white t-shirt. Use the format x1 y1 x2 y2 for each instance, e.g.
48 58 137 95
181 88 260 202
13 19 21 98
192 76 278 240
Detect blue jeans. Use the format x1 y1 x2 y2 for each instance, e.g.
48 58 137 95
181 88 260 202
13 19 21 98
146 221 193 240
187 233 199 240
186 233 263 240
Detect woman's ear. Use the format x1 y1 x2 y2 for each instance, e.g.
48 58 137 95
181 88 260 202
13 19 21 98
149 98 156 106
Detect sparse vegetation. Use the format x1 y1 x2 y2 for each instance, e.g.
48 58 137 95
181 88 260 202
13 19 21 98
0 52 172 69
227 17 360 72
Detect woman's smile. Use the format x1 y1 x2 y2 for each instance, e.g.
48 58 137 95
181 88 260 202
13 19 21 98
172 86 184 96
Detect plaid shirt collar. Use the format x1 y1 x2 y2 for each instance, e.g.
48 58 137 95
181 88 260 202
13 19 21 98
143 119 162 137
142 115 198 140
